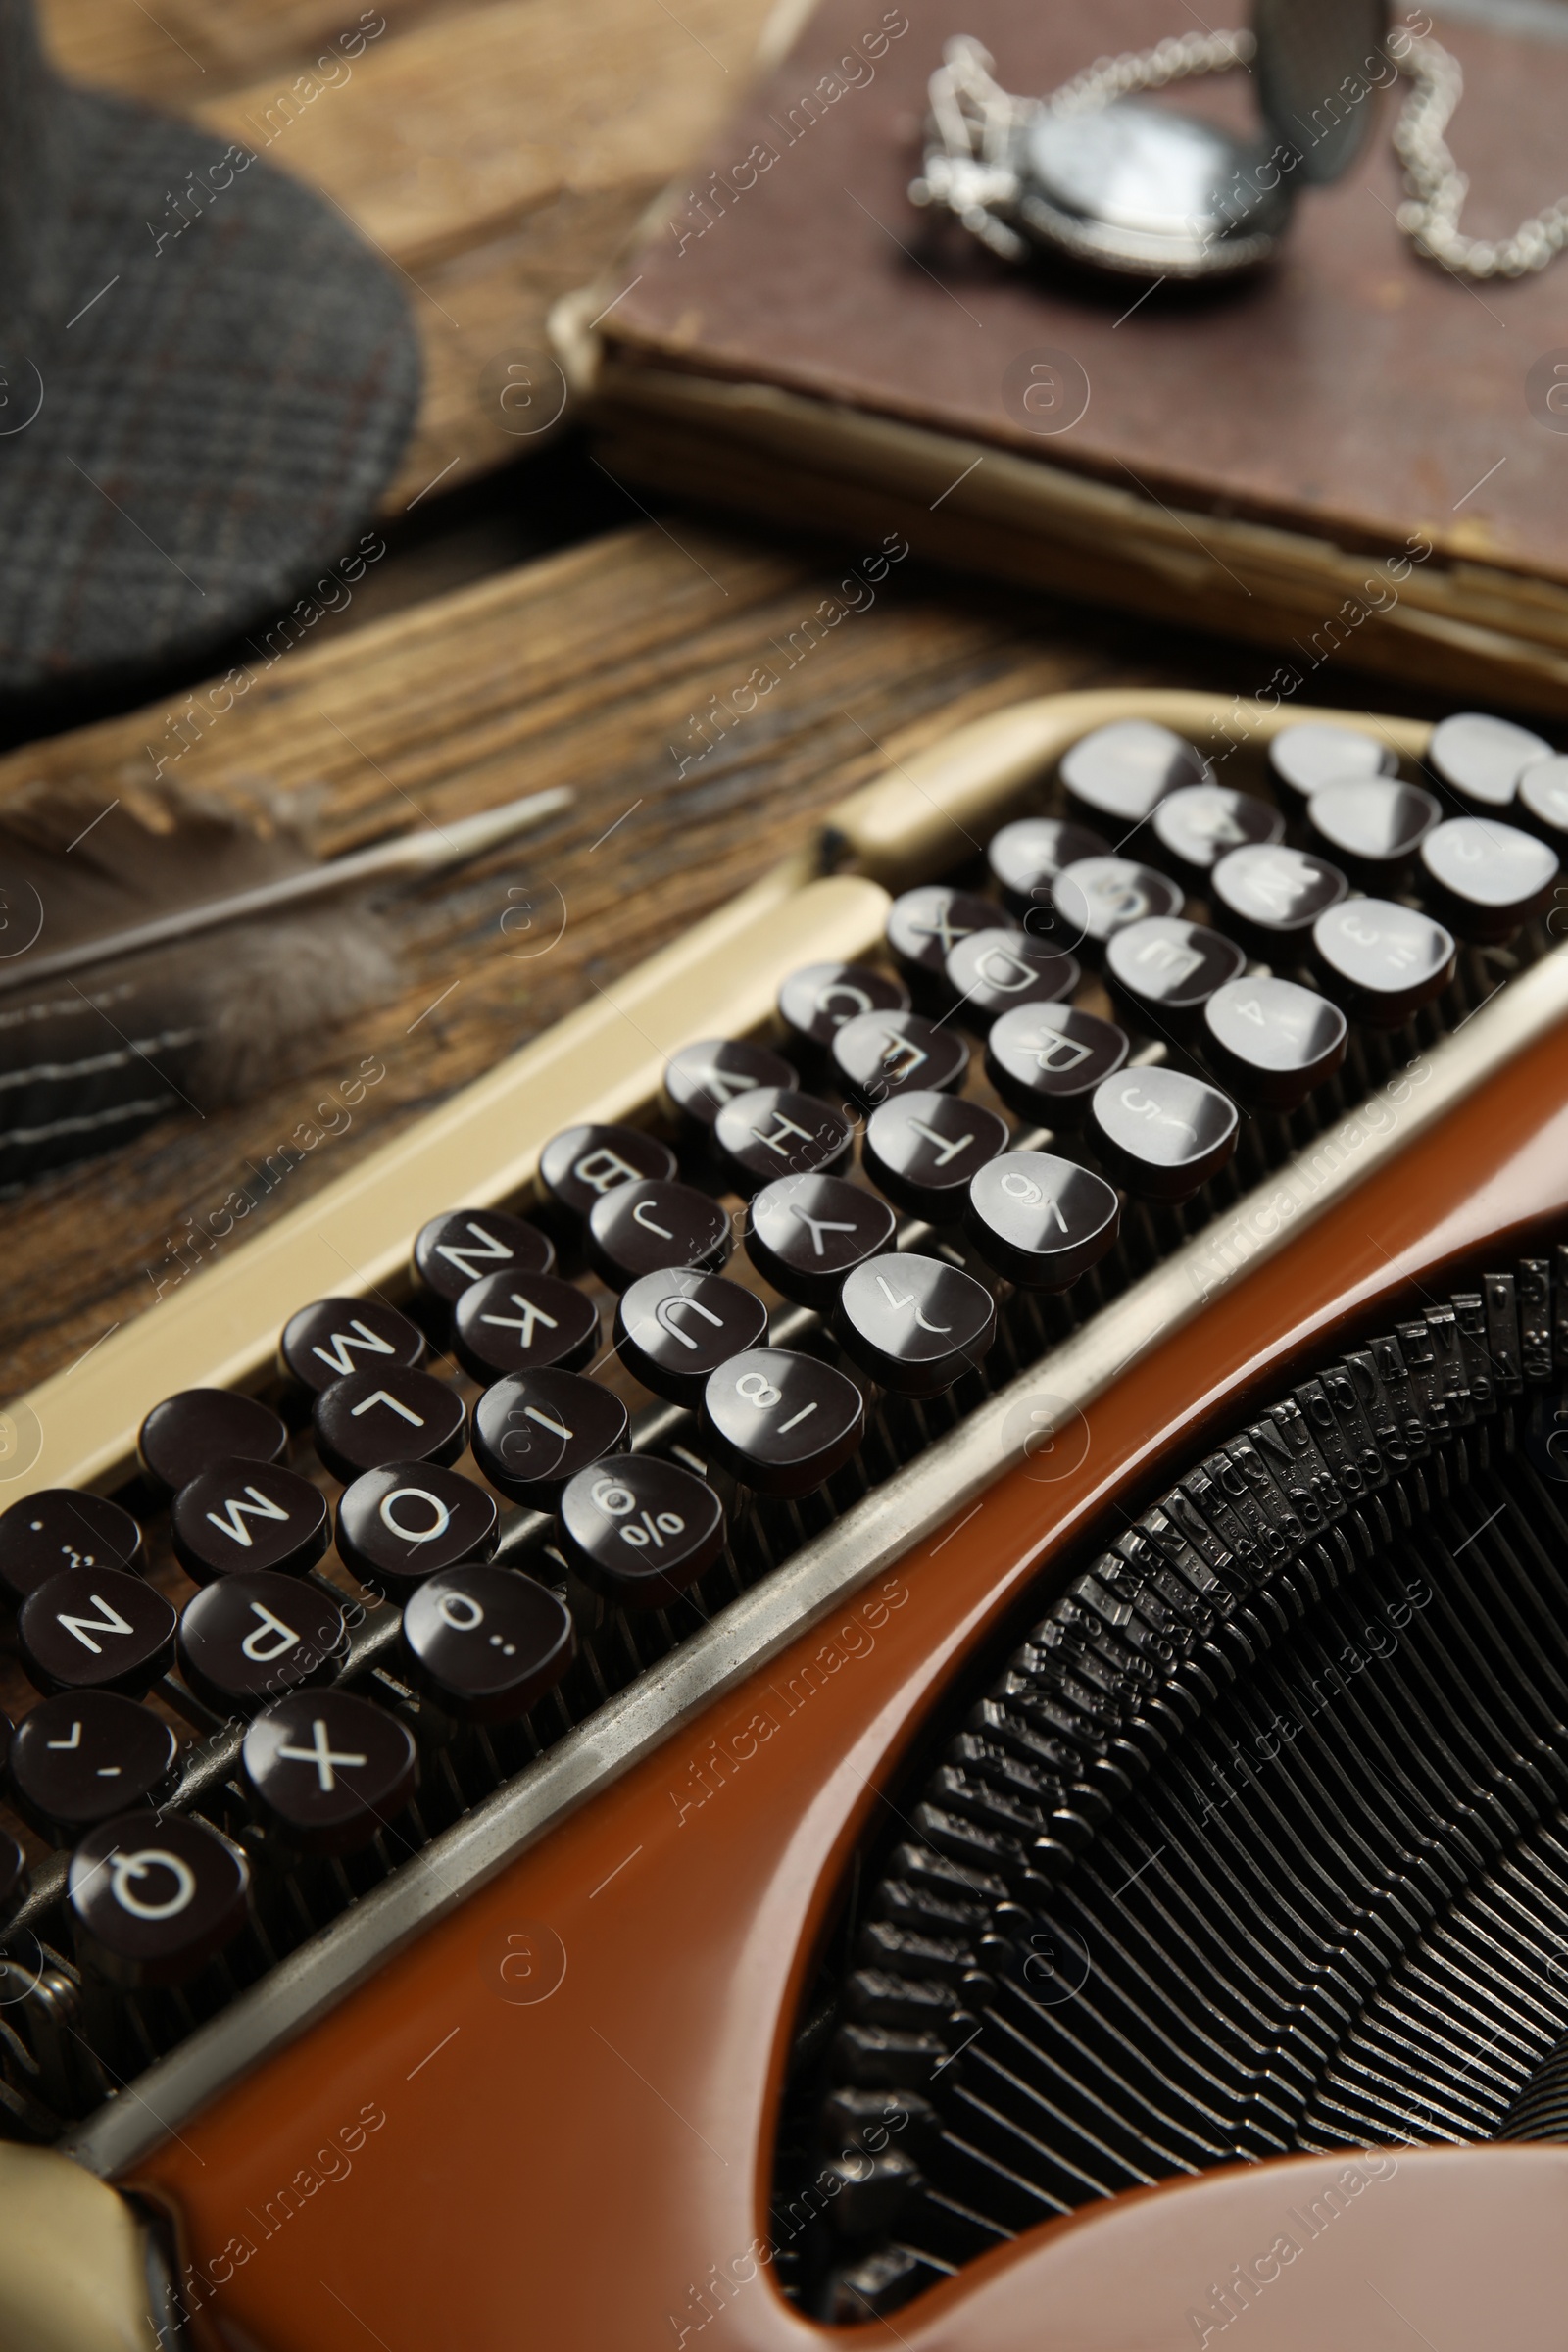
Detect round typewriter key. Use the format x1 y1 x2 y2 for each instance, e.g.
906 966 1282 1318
452 1269 599 1383
0 1491 144 1609
1048 858 1183 959
834 1253 996 1397
586 1177 732 1290
964 1152 1121 1290
19 1568 176 1698
1312 899 1456 1027
987 816 1110 918
69 1810 249 1988
413 1207 556 1305
663 1038 798 1136
557 1453 725 1608
831 1009 968 1105
943 929 1079 1030
861 1090 1008 1223
170 1459 330 1585
278 1298 426 1398
885 887 999 1005
712 1086 854 1195
1267 721 1396 803
536 1122 677 1224
1059 719 1207 826
1427 710 1552 810
470 1370 629 1510
1104 916 1245 1038
1150 785 1282 880
311 1368 468 1484
336 1462 498 1592
778 961 910 1062
243 1690 417 1857
1210 842 1348 955
1306 778 1441 881
137 1389 287 1497
1089 1066 1239 1201
984 1003 1129 1128
1202 976 1348 1110
402 1565 575 1724
10 1691 179 1843
1418 816 1560 943
702 1348 864 1497
745 1174 898 1309
176 1572 346 1715
614 1269 769 1406
1519 755 1568 845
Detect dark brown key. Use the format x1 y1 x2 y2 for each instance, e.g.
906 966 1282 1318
663 1038 798 1137
452 1270 599 1383
830 1010 968 1107
984 1004 1129 1129
614 1269 769 1406
1209 843 1348 957
1089 1066 1239 1201
1201 975 1348 1110
1059 719 1206 826
712 1088 854 1195
778 961 910 1063
585 1178 733 1290
0 1491 143 1610
68 1810 249 1987
745 1174 897 1309
537 1123 677 1222
1103 916 1245 1041
834 1254 997 1397
401 1565 575 1723
1047 858 1183 960
170 1459 330 1585
138 1389 287 1498
312 1369 468 1484
943 929 1079 1030
987 817 1109 919
556 1454 726 1608
335 1462 498 1594
1306 778 1440 883
1426 710 1551 810
702 1348 864 1497
413 1208 555 1306
278 1298 426 1397
243 1690 417 1857
964 1152 1121 1290
861 1091 1008 1223
176 1572 347 1714
470 1370 629 1509
1311 899 1455 1027
1418 815 1560 943
10 1691 180 1844
1267 721 1396 804
885 887 1000 1006
1150 785 1282 881
1519 754 1568 846
19 1569 176 1698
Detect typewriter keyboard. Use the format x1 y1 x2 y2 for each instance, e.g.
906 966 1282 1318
0 709 1561 2144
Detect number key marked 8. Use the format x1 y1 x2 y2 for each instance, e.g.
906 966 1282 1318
701 1348 865 1497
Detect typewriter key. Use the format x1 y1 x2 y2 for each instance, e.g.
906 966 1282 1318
1267 720 1396 803
1427 710 1552 809
984 1003 1129 1128
1149 785 1282 881
1103 916 1245 1039
614 1268 769 1406
861 1091 1008 1222
19 1568 176 1697
138 1389 288 1497
69 1810 249 1987
834 1253 997 1396
1518 754 1568 845
712 1087 855 1194
1418 816 1560 943
943 929 1079 1029
557 1453 726 1607
170 1458 330 1584
177 1572 347 1713
885 887 1000 1005
470 1369 629 1510
663 1038 798 1135
964 1152 1121 1290
9 1691 180 1843
987 818 1109 919
1059 719 1206 826
279 1298 426 1397
401 1565 575 1723
1311 899 1456 1026
0 1490 144 1608
312 1368 468 1484
1305 778 1441 881
1048 858 1182 959
702 1348 865 1496
537 1123 677 1223
243 1690 417 1856
413 1208 555 1305
778 962 910 1060
745 1174 898 1309
831 1009 968 1105
452 1269 599 1382
1209 842 1348 955
335 1462 499 1592
1202 975 1348 1110
586 1177 733 1289
1089 1066 1239 1201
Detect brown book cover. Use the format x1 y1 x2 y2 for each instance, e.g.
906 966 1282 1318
564 0 1568 710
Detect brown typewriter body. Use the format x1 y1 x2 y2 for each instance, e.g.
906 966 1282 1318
10 693 1568 2347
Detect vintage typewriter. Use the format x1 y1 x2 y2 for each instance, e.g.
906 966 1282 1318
2 687 1567 2350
